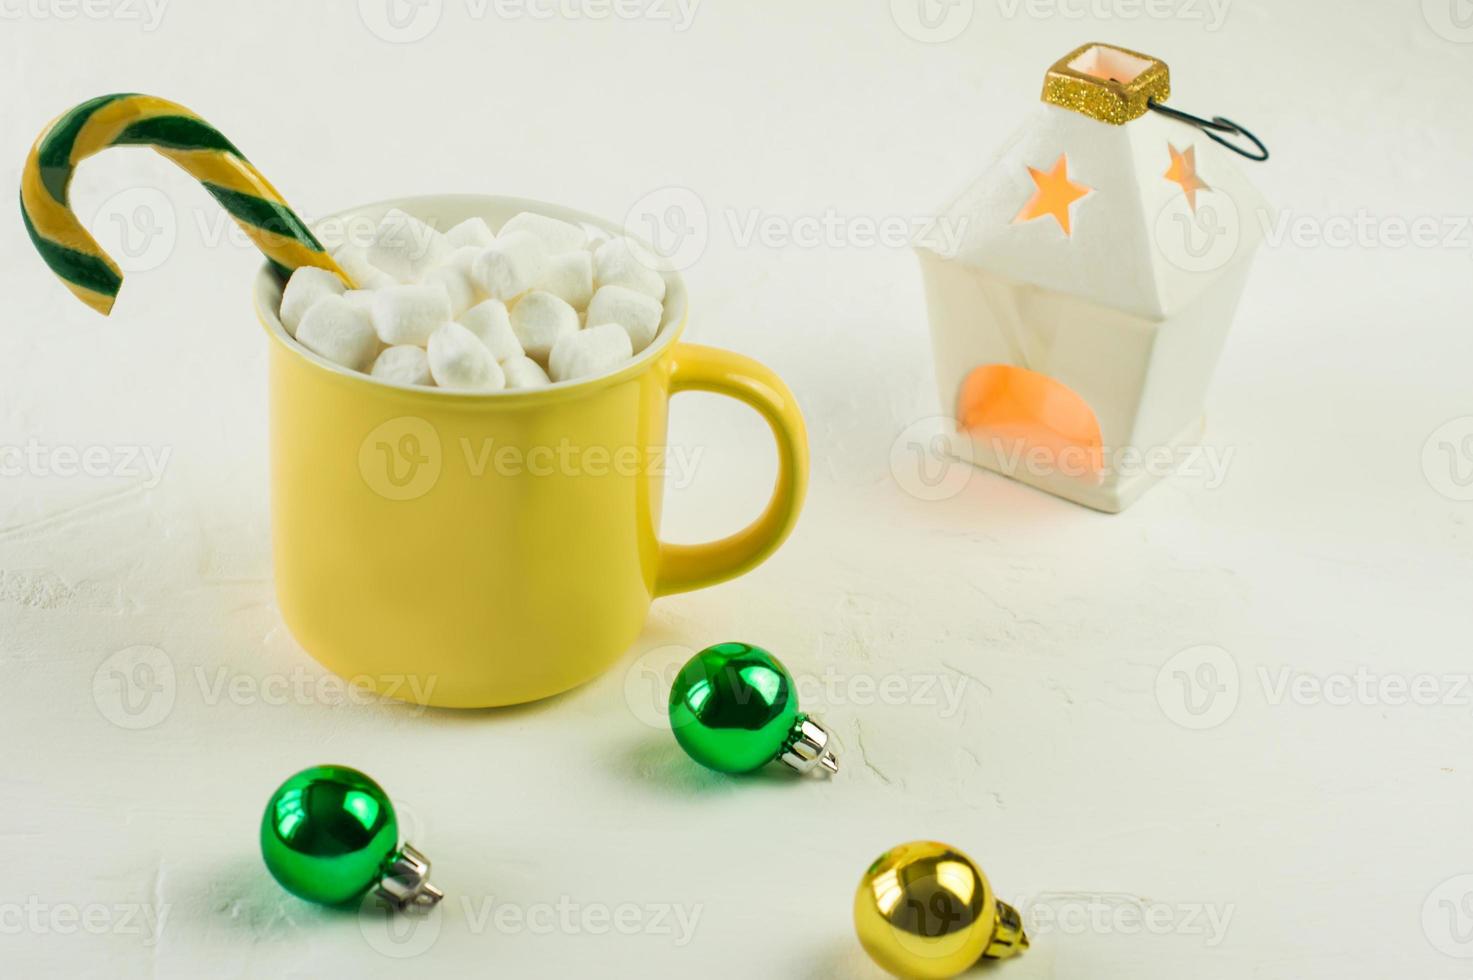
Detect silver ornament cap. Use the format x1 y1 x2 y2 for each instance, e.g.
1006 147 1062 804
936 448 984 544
779 715 839 776
374 842 444 911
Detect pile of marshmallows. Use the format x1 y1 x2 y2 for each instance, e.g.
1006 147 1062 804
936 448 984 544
278 209 668 390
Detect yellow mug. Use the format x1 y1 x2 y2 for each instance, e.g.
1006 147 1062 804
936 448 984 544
254 195 807 708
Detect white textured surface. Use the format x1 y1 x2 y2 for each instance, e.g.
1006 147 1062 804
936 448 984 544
3 4 1471 978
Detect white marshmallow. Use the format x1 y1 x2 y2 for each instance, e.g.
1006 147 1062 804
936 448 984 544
593 237 667 301
342 289 377 313
423 246 482 317
427 322 506 391
535 250 594 310
366 208 453 282
509 291 579 363
583 227 613 253
370 284 452 346
279 266 345 336
459 300 522 362
550 323 633 383
502 355 552 389
370 345 433 387
471 231 548 301
296 297 379 372
445 216 496 249
586 284 663 353
332 242 397 291
500 211 588 253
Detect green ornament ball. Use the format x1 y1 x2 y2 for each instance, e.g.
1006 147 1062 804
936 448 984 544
260 764 399 906
668 642 800 773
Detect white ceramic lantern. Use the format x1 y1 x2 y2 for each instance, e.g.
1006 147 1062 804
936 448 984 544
918 43 1268 512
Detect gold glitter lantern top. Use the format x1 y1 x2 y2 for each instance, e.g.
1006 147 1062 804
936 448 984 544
1042 42 1170 125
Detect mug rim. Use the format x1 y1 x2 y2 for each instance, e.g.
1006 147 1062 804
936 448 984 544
253 193 690 405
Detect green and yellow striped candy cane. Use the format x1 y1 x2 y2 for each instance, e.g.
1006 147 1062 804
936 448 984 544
21 93 353 315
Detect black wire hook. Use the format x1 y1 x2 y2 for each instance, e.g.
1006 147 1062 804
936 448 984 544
1147 100 1269 162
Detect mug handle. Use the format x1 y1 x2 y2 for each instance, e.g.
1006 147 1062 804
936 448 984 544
654 343 809 597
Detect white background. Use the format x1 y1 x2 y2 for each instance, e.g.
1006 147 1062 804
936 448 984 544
3 1 1472 977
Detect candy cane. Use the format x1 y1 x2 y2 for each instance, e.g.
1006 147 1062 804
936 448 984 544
20 93 353 315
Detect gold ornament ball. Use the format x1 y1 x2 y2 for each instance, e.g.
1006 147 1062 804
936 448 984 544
853 840 1027 979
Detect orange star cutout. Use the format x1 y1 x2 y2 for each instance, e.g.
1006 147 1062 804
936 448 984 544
1163 143 1211 212
1013 154 1092 236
